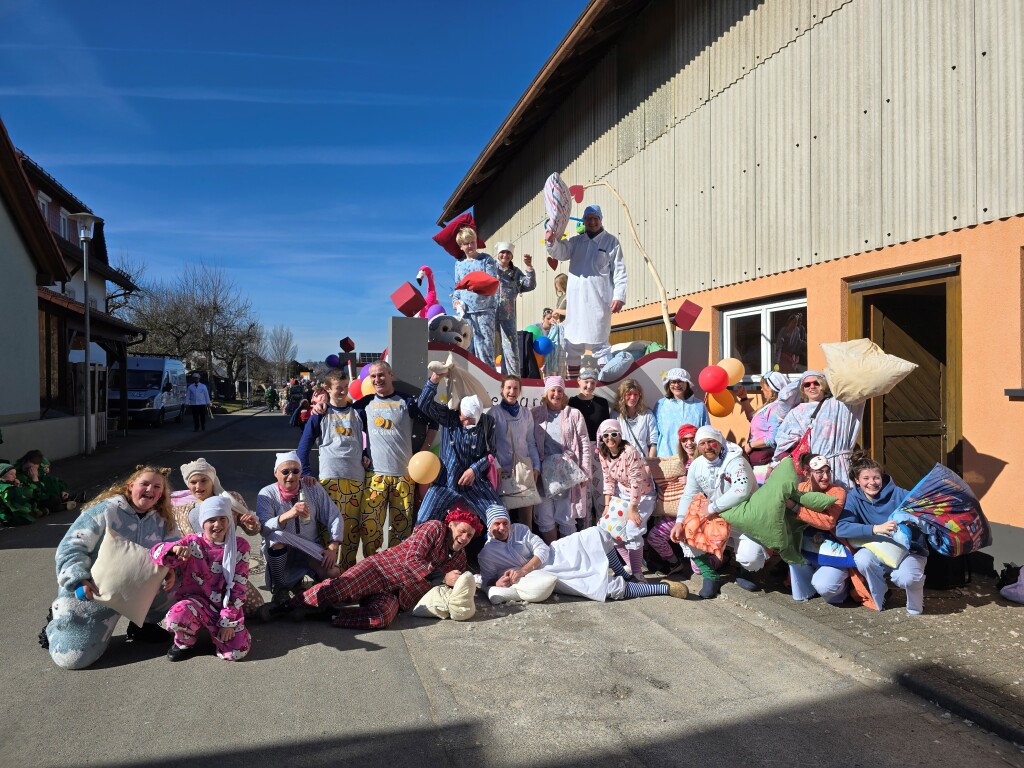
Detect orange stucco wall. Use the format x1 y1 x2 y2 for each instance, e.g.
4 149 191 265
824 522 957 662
615 216 1024 529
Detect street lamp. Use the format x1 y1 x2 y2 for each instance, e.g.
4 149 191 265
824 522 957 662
67 212 103 456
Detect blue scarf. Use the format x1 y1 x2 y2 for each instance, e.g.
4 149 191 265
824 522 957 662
500 400 521 418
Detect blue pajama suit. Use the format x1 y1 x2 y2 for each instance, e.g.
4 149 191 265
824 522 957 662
495 264 536 376
414 380 503 524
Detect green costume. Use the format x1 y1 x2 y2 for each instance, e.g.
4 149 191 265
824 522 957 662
0 480 36 525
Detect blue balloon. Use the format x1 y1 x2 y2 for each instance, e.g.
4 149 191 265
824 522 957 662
532 336 553 355
325 354 340 368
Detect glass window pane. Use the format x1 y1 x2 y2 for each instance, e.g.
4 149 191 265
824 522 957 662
728 313 764 375
770 307 807 373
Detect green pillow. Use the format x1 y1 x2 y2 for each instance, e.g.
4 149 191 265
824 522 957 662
720 458 836 565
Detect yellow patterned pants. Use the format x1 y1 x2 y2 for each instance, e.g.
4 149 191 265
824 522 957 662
359 472 414 556
320 477 365 570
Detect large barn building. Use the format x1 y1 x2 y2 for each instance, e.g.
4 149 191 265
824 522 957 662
439 0 1024 565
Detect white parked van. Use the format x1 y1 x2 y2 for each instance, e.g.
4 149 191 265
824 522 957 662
108 356 187 426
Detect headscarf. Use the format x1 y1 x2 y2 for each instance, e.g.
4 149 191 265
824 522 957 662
761 372 788 392
578 365 599 381
445 504 484 536
197 495 237 610
664 368 693 387
275 451 300 472
583 205 603 219
494 241 514 254
677 424 698 440
544 376 565 393
459 395 482 422
0 463 15 477
808 455 830 471
485 504 510 532
800 370 826 386
694 425 725 447
597 418 622 438
179 458 225 495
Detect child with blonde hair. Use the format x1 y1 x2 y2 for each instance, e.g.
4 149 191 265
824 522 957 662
451 226 500 364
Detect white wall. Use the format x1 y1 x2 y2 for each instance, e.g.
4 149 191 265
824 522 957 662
1 415 83 462
0 197 42 424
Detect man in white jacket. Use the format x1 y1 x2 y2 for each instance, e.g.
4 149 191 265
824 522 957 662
186 373 212 432
544 205 627 372
670 426 755 599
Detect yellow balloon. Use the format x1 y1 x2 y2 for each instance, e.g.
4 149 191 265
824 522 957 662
717 357 745 386
495 355 503 367
361 376 376 397
706 389 735 418
408 450 441 484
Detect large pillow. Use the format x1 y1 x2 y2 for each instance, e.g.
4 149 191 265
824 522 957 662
609 340 650 355
720 458 836 565
598 351 634 382
454 271 499 297
544 172 573 241
90 528 169 626
447 571 477 621
433 212 486 259
682 494 731 560
599 496 630 542
821 338 917 405
650 458 685 517
515 570 558 603
847 535 909 568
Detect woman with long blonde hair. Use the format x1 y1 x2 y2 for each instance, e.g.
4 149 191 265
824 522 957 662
611 378 658 459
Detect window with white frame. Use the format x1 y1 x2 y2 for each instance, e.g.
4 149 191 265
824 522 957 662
59 209 70 240
37 192 51 223
720 295 807 380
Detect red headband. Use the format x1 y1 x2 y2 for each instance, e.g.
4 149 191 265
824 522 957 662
678 424 698 440
445 507 483 535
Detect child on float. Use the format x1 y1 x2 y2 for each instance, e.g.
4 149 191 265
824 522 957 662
151 495 251 661
653 368 709 457
541 306 567 378
451 226 500 365
645 424 698 576
596 419 656 581
493 242 536 376
835 451 927 614
788 453 849 603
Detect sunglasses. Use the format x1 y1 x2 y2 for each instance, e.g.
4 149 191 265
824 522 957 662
601 432 620 439
279 468 301 476
802 380 822 389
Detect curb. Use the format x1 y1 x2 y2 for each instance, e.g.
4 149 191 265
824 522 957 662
718 587 1024 747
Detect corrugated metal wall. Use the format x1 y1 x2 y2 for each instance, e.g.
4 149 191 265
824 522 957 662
476 0 1024 327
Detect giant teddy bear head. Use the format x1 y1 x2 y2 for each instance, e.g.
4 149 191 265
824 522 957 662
427 314 472 350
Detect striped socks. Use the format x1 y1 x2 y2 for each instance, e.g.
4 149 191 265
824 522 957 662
624 580 669 598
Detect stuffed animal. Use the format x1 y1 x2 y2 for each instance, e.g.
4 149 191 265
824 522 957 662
426 352 491 413
427 314 472 350
415 266 445 319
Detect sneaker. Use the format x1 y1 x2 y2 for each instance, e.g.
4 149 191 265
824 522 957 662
698 578 722 600
167 643 198 662
127 622 170 643
735 568 759 592
661 580 689 599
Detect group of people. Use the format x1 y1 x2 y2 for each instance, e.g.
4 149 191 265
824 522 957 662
0 450 78 526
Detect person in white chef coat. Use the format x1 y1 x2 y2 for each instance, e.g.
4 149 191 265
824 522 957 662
543 204 627 373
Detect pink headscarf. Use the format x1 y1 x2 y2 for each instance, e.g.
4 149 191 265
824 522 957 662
544 376 565 392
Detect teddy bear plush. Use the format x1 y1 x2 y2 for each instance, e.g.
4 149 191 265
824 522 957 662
427 314 473 350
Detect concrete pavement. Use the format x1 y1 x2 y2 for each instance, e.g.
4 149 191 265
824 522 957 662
1 410 1022 767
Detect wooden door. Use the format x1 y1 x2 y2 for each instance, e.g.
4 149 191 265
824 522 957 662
868 303 946 488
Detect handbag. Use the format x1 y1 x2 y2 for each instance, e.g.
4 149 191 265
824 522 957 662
541 453 587 498
499 423 541 509
778 397 827 467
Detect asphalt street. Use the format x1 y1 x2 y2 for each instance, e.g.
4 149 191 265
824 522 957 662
1 411 1020 768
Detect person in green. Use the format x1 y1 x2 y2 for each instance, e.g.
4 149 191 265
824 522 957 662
39 456 74 509
265 386 280 411
16 450 60 517
0 462 37 525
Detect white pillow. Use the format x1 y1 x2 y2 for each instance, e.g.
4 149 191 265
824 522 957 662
821 339 917 405
610 341 650 354
514 570 558 603
447 571 477 621
411 586 450 619
91 528 169 626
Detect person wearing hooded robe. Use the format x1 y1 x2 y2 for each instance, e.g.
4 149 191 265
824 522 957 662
543 204 627 371
670 426 756 599
414 370 503 526
256 451 342 602
150 496 251 661
771 370 865 490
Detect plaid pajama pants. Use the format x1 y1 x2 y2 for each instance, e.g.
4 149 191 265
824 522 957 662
299 557 401 629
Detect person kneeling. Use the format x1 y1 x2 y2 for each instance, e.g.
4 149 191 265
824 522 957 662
265 504 481 628
481 506 687 603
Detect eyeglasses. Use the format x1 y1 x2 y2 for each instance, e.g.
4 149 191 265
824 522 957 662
279 469 301 476
601 432 620 439
802 380 822 389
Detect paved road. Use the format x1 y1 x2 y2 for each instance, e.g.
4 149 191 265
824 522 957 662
1 412 1020 767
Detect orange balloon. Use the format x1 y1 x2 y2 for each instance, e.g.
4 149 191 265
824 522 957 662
361 376 376 397
408 451 441 484
717 357 745 386
495 355 503 367
706 389 735 418
534 352 545 370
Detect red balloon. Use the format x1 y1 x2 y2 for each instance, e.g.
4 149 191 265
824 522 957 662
348 379 363 401
698 365 729 394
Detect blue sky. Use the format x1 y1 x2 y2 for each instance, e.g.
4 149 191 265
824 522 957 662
0 0 588 360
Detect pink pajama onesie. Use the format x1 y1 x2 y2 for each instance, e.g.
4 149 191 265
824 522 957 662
151 534 251 660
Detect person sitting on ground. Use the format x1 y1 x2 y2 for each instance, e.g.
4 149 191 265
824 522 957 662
265 504 482 629
297 368 368 570
150 496 251 662
612 378 658 459
646 424 699 576
0 461 36 526
654 368 709 457
482 506 687 603
788 454 849 603
597 419 657 582
44 465 178 670
835 451 927 615
16 450 60 517
171 458 263 616
39 455 80 509
670 426 756 599
414 367 502 528
256 451 342 603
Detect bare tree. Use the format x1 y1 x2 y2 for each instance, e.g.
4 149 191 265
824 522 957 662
106 250 146 317
266 325 298 384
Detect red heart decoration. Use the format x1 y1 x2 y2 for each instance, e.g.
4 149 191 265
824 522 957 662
546 256 558 271
569 185 585 204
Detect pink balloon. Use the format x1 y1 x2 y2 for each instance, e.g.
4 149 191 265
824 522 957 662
698 365 729 394
425 303 445 319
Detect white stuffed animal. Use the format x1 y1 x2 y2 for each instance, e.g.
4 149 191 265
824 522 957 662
427 314 472 350
427 352 492 413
